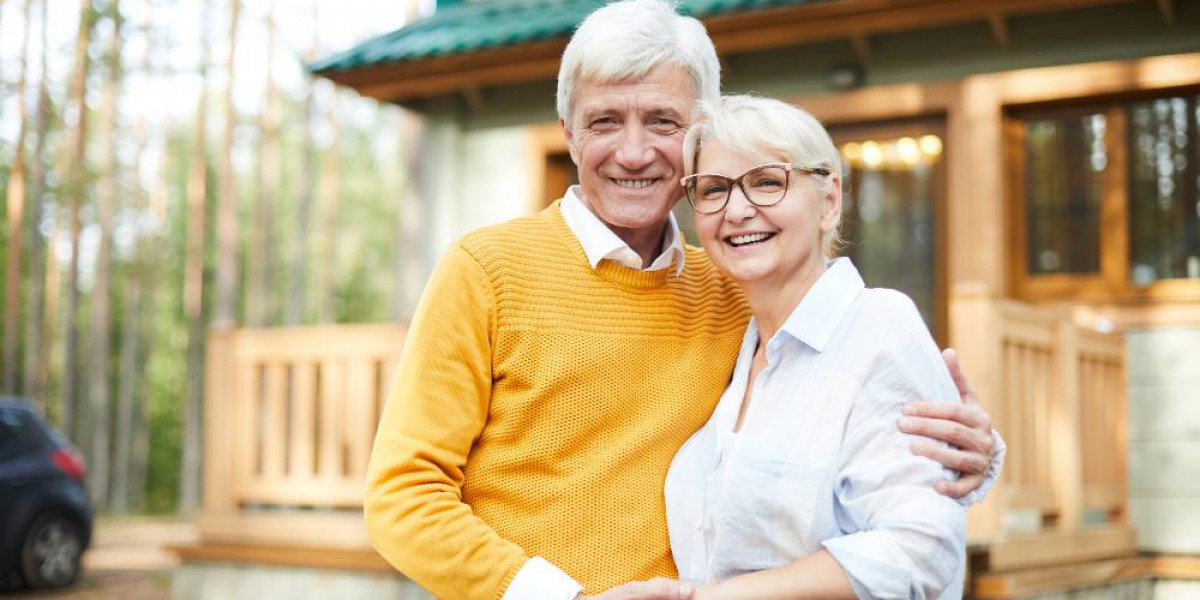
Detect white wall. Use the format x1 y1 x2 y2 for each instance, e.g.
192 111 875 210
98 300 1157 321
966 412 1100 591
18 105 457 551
1125 327 1200 553
399 106 544 317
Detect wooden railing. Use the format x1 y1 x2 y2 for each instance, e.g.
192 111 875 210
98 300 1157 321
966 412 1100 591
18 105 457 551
190 298 1133 587
951 289 1134 597
196 324 406 557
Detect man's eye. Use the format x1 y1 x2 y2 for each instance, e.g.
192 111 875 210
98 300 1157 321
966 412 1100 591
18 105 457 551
651 118 681 131
590 118 617 130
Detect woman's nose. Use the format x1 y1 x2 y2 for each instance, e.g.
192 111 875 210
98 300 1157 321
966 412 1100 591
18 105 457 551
723 185 757 221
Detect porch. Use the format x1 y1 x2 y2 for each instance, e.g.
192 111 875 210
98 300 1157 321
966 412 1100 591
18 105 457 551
167 293 1193 599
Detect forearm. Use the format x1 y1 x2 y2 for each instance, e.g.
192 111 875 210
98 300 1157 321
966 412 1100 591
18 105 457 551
697 550 855 600
366 453 530 597
365 242 532 598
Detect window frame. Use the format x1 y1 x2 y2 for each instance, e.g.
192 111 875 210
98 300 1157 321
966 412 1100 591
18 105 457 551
1008 87 1200 304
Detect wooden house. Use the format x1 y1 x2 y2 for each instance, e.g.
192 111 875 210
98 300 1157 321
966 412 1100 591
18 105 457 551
173 0 1200 598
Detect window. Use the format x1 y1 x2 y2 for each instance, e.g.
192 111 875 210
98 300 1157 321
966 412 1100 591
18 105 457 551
1012 90 1200 300
832 119 947 343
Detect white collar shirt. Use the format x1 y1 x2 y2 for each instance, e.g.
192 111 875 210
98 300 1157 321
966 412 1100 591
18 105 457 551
559 186 686 275
664 258 966 598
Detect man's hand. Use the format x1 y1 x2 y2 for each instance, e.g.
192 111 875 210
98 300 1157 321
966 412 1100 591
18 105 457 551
900 348 997 499
583 579 696 600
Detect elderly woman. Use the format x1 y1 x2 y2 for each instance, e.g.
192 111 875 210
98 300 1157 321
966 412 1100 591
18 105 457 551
664 95 965 600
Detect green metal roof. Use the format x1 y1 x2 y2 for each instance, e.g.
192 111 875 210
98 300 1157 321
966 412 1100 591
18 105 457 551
310 0 832 73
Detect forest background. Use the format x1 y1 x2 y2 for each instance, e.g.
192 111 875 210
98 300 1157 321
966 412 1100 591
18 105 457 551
0 0 425 516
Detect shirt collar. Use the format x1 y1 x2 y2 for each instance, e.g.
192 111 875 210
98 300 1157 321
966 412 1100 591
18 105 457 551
560 186 686 276
776 257 864 352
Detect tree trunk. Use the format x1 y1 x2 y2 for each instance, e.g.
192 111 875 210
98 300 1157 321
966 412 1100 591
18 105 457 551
130 131 170 513
212 0 240 330
315 92 341 324
87 0 123 508
112 0 156 515
180 0 213 516
3 0 35 394
248 0 278 327
60 0 97 442
286 2 318 327
23 0 53 407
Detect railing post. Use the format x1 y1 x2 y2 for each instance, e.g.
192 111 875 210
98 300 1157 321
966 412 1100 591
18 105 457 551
1052 313 1083 531
203 329 237 513
951 285 1006 541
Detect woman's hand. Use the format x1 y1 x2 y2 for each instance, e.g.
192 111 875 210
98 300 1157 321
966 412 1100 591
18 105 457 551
900 348 1002 500
582 578 696 600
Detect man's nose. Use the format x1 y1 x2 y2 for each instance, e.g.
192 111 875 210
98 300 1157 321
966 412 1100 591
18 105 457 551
614 124 655 170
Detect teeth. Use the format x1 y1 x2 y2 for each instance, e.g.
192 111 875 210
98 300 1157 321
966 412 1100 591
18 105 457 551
730 233 771 246
614 179 655 189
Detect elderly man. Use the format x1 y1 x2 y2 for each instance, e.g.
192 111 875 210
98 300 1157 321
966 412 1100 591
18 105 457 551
365 1 1003 599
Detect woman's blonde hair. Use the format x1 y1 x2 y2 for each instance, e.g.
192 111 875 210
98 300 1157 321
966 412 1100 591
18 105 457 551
683 94 844 257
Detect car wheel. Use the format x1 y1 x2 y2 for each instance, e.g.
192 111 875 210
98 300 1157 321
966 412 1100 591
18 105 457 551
19 513 84 589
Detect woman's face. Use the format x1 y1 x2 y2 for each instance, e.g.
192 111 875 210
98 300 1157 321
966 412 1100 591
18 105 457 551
693 139 841 291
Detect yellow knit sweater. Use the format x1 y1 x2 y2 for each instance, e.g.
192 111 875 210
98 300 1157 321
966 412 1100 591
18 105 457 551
365 203 750 599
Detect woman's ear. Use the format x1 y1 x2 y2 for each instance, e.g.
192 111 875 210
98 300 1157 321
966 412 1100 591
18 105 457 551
819 174 843 233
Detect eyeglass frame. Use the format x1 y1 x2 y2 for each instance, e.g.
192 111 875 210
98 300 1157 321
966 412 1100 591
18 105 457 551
679 162 832 214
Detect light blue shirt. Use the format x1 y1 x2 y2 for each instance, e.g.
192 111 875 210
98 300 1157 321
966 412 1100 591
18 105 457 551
665 258 967 599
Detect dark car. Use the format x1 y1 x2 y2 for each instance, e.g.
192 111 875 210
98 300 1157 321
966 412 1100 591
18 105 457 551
0 396 92 590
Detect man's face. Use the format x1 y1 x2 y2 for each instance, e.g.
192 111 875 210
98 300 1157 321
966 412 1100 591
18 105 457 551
563 63 694 240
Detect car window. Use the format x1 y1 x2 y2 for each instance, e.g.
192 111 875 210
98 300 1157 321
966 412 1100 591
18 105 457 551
0 409 41 459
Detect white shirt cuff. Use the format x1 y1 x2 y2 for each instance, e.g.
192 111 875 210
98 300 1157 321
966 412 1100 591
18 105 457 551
959 428 1007 507
501 556 583 600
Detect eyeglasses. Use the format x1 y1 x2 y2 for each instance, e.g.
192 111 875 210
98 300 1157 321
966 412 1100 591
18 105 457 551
680 163 831 215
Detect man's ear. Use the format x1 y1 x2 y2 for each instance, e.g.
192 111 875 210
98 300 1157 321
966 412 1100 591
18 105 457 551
562 118 581 166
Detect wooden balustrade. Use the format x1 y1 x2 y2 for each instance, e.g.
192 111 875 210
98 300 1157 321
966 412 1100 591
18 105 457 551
197 324 407 558
952 289 1135 597
189 296 1134 587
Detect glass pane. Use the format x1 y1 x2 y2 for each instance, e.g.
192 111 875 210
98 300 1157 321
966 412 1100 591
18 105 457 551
1127 96 1200 285
1024 113 1106 275
839 133 941 334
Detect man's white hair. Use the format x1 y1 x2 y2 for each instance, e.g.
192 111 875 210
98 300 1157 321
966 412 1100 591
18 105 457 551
556 0 720 124
683 94 845 257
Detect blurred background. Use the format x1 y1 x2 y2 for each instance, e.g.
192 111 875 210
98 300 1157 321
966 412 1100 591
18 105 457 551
1 0 1199 598
0 0 422 517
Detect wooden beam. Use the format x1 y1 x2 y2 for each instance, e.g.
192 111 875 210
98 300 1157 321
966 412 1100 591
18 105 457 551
988 13 1010 47
972 556 1151 600
172 542 394 573
1155 0 1175 26
705 0 1141 55
195 511 374 551
974 525 1138 573
850 33 870 62
461 86 485 113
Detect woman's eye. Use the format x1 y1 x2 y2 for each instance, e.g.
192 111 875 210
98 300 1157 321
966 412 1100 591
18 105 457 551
702 183 729 198
753 178 784 190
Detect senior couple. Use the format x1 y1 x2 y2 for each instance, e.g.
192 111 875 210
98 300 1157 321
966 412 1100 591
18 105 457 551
366 0 1005 598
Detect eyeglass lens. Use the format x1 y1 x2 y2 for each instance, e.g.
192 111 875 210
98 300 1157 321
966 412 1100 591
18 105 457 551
687 165 790 214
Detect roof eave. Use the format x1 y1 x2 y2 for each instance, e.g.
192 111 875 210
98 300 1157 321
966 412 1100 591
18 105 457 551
316 0 1152 106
